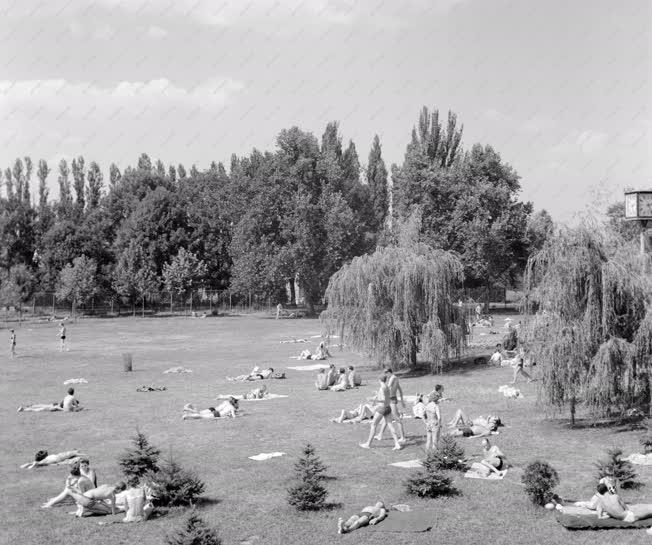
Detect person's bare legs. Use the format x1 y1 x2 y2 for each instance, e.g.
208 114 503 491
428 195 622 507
374 418 386 441
338 514 370 534
360 412 383 448
386 419 402 450
425 429 433 451
434 423 442 448
626 504 652 521
18 404 62 412
389 402 406 442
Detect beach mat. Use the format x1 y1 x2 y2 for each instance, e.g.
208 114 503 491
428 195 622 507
556 506 652 529
366 511 434 532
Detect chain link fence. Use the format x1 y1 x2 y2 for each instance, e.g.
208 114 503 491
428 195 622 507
2 290 277 322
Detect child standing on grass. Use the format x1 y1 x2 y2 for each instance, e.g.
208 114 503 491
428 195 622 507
9 329 16 358
59 323 67 352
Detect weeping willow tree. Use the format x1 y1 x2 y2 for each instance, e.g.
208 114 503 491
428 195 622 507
523 225 652 425
321 241 466 371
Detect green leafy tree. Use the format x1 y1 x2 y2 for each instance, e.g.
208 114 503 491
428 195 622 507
113 243 159 316
177 164 187 179
367 135 388 230
430 435 467 471
36 159 53 236
71 156 86 217
155 159 166 177
86 161 103 210
137 153 152 171
162 248 207 308
606 201 639 242
0 264 36 316
168 165 177 183
165 513 222 545
57 159 73 220
109 162 121 188
55 255 99 314
23 156 32 204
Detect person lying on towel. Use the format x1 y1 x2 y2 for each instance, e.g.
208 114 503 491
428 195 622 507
182 398 239 420
338 501 387 534
594 483 652 522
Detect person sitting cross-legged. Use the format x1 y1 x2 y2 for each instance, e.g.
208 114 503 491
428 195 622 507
338 501 387 534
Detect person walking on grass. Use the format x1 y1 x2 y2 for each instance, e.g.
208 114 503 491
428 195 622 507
510 348 534 384
359 375 402 451
9 329 16 359
59 323 67 352
373 368 407 444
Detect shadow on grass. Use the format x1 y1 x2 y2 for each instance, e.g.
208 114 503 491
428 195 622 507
555 416 648 431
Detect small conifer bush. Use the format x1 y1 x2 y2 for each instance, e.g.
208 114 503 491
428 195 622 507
287 443 328 511
430 436 468 471
165 513 221 545
147 454 206 507
522 461 559 506
404 450 458 498
118 430 161 487
594 448 640 489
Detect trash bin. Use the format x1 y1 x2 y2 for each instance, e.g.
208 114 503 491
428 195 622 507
122 353 133 372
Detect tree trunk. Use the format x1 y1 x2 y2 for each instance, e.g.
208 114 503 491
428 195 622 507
142 297 145 318
570 396 576 427
289 279 296 306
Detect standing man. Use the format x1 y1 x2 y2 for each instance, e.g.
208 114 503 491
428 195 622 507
374 368 407 444
359 375 401 451
59 322 67 352
9 329 16 358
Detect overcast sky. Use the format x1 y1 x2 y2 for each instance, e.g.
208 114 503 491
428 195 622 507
0 0 649 223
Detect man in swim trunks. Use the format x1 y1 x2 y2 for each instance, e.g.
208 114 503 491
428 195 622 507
359 375 401 451
59 323 67 351
338 501 387 534
594 483 652 522
374 368 407 443
331 402 375 423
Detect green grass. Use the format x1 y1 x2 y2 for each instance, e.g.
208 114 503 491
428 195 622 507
2 314 652 545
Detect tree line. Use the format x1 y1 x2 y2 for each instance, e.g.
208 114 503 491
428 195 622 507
0 107 553 314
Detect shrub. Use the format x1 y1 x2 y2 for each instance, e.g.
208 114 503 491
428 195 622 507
147 455 206 507
594 448 640 489
430 436 467 471
405 450 458 498
287 443 328 511
522 461 559 506
503 328 518 351
165 513 221 545
640 433 652 454
118 431 161 487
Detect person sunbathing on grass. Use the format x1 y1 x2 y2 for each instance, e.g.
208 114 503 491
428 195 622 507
468 438 508 477
593 482 652 522
571 477 617 510
242 384 268 399
330 402 375 423
447 409 502 437
182 398 239 419
21 450 84 469
41 461 94 508
97 487 154 524
338 501 387 534
58 481 128 516
227 366 275 381
42 459 97 508
18 387 82 413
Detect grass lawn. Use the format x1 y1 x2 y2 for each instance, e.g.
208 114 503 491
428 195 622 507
2 314 652 545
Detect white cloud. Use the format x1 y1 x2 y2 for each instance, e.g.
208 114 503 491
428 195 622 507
551 129 608 155
146 25 168 38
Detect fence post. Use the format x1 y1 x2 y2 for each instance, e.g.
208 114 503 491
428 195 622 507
209 292 212 314
52 293 55 317
229 293 232 312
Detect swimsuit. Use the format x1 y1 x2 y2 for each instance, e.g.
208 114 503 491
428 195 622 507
208 407 221 418
357 511 373 519
375 405 391 416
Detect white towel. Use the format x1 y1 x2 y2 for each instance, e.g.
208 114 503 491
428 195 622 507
163 366 193 374
248 452 285 461
63 378 88 385
498 385 523 399
287 364 330 371
625 453 652 465
279 339 308 344
389 459 423 469
216 394 289 401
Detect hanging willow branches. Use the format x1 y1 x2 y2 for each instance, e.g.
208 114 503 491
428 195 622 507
523 225 652 424
321 242 465 371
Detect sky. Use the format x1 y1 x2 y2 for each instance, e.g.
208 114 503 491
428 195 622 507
0 0 650 223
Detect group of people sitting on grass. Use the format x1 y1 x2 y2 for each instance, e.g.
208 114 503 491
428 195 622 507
316 364 361 391
18 387 82 413
36 456 153 523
